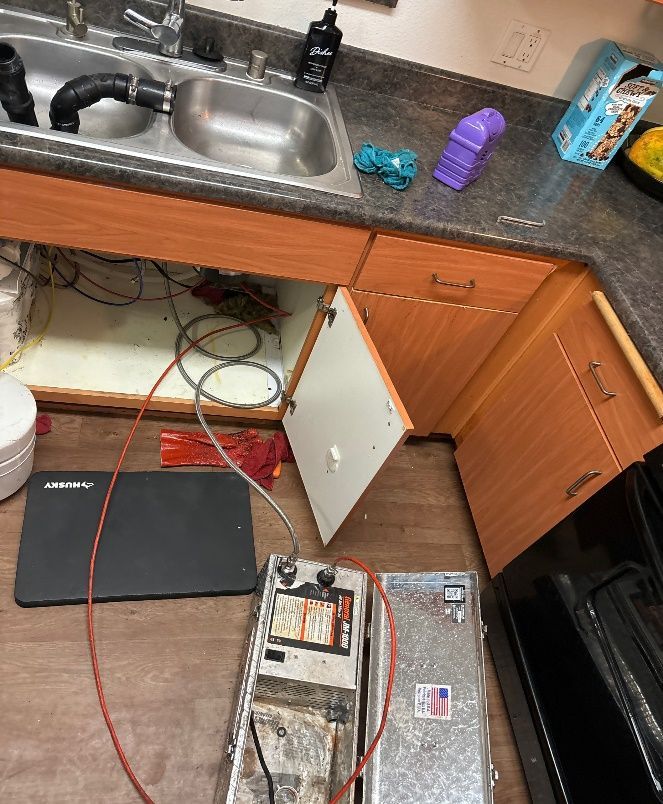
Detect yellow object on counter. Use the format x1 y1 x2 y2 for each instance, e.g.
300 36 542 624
628 126 663 182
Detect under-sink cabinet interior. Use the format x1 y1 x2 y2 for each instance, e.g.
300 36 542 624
8 250 324 416
7 245 412 548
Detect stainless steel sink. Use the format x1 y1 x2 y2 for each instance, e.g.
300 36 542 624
171 78 337 178
0 6 362 197
0 34 154 138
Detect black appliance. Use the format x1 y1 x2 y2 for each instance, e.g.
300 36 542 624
483 444 663 803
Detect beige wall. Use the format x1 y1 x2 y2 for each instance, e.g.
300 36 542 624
197 0 663 122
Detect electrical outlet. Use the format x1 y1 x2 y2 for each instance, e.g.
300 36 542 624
492 20 550 72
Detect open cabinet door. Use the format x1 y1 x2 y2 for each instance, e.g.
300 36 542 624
284 288 413 545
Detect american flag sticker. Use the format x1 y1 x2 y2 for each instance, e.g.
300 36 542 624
414 684 451 719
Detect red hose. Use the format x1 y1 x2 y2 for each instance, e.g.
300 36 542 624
87 319 396 804
329 556 398 804
87 315 277 804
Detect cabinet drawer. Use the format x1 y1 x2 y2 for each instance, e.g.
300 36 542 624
456 335 620 575
356 234 554 312
557 300 663 467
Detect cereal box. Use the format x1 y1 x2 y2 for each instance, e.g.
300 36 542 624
552 42 662 169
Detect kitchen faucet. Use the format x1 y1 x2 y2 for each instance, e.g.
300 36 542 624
124 0 186 58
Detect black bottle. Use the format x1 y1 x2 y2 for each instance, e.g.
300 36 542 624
294 2 343 93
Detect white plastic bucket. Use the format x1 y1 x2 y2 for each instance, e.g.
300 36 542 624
0 373 37 501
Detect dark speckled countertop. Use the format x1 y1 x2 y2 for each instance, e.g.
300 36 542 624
1 2 661 385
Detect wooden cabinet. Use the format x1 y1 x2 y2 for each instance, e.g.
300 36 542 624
351 290 515 435
0 167 370 285
557 300 663 467
355 233 554 312
455 335 621 575
7 165 661 565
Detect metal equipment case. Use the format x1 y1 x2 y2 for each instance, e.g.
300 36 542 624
216 560 493 803
366 571 494 803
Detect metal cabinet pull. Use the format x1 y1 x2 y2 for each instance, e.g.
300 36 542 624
432 273 476 289
566 470 602 497
588 361 617 398
363 307 369 324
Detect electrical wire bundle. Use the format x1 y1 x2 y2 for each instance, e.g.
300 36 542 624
2 248 285 406
0 247 202 371
49 248 200 305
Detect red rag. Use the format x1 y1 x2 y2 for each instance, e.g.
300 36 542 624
160 428 262 468
159 428 294 488
35 414 52 435
241 431 294 490
190 282 227 305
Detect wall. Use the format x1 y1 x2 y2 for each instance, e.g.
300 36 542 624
195 0 663 122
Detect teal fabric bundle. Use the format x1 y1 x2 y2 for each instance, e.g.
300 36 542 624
353 142 418 190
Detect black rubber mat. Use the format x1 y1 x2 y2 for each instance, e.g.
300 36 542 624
15 471 256 606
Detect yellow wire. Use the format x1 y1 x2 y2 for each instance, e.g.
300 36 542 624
0 248 55 372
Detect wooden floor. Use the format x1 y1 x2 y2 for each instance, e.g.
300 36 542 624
0 410 530 803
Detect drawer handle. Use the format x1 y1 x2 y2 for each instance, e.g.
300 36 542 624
432 273 476 289
566 470 602 497
363 306 369 324
589 361 617 398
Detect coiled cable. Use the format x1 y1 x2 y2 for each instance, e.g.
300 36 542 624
174 318 281 408
165 275 283 408
165 275 261 361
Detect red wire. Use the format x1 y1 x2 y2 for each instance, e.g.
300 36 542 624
57 249 201 302
87 313 395 803
87 314 277 803
329 556 397 804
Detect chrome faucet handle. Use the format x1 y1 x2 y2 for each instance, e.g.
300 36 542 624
124 0 185 56
123 8 160 35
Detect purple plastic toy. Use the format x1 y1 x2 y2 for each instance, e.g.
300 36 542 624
433 108 506 190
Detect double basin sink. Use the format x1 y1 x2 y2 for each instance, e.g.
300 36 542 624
0 6 362 197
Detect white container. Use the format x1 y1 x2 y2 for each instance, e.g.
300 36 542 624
0 241 39 367
0 373 37 500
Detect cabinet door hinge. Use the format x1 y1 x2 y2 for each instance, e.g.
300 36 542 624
317 296 337 327
282 393 297 414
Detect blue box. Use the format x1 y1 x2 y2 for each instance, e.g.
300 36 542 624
552 42 662 170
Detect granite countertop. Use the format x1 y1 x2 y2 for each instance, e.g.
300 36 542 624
0 5 661 385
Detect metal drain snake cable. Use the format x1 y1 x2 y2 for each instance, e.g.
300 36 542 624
194 365 300 571
168 271 297 566
165 275 284 408
165 274 262 361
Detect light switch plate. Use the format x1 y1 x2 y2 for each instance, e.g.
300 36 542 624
492 20 550 72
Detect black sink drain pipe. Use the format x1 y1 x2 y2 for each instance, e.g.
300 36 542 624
0 43 38 126
49 73 175 133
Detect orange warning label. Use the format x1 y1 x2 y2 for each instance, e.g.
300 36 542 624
268 584 354 656
270 594 336 646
